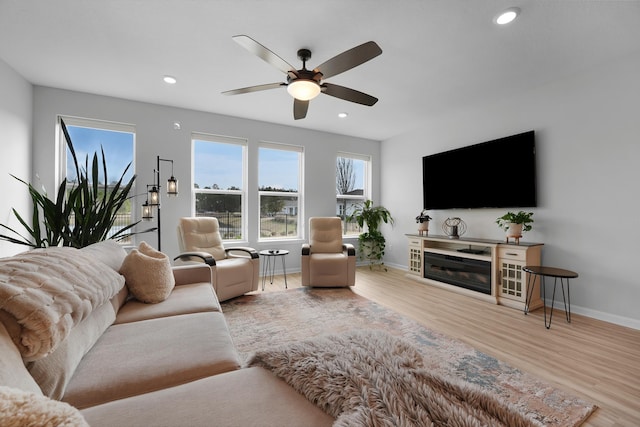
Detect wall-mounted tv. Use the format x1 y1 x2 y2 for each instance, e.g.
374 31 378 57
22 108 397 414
422 130 537 210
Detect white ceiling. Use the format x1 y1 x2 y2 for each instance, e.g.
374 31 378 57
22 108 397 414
1 0 639 141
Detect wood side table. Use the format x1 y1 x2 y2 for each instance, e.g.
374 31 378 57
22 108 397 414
523 266 578 329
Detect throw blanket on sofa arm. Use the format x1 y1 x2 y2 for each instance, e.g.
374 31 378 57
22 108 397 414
0 247 125 361
246 330 539 427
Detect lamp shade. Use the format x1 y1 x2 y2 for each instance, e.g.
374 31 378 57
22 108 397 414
142 201 154 220
148 186 159 205
287 79 321 101
167 176 178 196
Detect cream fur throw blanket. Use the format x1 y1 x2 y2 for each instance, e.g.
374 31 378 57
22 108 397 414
0 247 125 361
0 386 88 427
246 330 539 427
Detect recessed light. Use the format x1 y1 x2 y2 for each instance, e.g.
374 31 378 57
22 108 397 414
338 112 348 118
163 75 177 84
494 7 520 25
173 122 181 130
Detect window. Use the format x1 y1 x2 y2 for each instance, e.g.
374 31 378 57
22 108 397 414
336 153 370 236
59 116 135 243
259 142 303 240
192 133 247 240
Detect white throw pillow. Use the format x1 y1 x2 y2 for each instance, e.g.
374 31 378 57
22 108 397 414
119 242 175 303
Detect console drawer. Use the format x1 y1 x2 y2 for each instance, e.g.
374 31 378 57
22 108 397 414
408 238 421 247
498 247 527 262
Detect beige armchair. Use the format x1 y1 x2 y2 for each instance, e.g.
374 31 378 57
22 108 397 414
301 217 356 287
174 217 259 302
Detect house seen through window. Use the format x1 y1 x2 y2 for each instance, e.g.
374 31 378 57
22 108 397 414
259 142 302 239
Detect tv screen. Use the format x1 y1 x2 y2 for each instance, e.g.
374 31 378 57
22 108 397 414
422 131 537 210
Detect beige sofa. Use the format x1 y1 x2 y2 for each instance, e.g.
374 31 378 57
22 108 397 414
0 240 333 426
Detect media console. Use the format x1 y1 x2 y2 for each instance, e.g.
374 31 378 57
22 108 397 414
406 234 543 311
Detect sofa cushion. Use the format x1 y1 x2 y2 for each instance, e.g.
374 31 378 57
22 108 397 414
114 282 221 324
0 385 88 427
0 322 42 394
119 242 175 303
27 301 116 400
63 312 240 409
80 367 334 427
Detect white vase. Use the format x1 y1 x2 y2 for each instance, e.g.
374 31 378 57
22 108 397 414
417 221 429 236
505 223 523 244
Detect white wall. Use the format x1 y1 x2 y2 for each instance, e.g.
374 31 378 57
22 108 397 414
381 51 640 329
31 87 380 272
0 58 32 258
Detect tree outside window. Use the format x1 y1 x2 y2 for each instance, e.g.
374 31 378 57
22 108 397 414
336 153 370 236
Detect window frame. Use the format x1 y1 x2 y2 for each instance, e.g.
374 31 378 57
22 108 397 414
191 132 248 242
258 141 304 241
336 152 371 236
56 115 137 244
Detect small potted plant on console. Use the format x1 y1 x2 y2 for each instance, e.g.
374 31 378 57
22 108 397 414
496 211 534 244
415 210 432 236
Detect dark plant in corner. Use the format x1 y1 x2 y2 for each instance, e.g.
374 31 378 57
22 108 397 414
495 211 534 232
347 199 394 270
0 119 152 248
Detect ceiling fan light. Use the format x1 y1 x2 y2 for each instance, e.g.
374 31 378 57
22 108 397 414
287 80 321 101
495 7 520 25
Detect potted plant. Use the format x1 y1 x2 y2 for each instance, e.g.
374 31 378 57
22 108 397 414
348 199 394 270
415 209 432 236
496 211 534 244
0 119 152 249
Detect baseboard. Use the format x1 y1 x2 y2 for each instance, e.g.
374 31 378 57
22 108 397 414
543 298 640 330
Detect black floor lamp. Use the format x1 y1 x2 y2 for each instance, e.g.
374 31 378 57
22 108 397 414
141 155 178 251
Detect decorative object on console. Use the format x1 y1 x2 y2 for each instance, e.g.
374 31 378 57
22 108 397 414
442 217 466 239
141 156 179 251
415 210 432 236
496 211 534 244
347 199 394 270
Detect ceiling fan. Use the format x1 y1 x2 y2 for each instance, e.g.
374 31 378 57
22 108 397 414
222 35 382 120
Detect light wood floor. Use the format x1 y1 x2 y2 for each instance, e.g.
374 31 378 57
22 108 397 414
254 266 640 426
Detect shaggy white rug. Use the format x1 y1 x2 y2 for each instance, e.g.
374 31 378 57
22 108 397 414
246 330 539 427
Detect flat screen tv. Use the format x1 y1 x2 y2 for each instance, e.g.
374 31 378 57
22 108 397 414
422 130 537 210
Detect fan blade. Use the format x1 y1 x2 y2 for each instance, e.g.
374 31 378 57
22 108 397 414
232 35 296 75
222 82 285 96
322 84 378 106
314 41 382 79
293 99 309 120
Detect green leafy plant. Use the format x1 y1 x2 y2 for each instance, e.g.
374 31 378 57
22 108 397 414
347 199 394 270
415 209 432 223
0 119 152 248
496 211 534 232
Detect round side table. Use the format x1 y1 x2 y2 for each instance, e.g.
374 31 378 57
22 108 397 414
259 250 289 291
523 266 578 329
